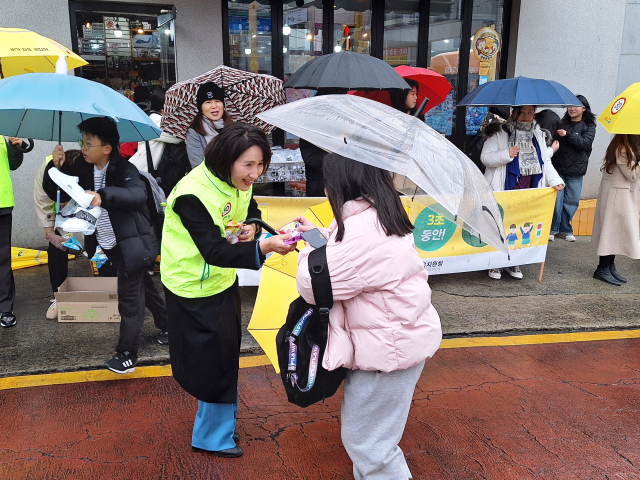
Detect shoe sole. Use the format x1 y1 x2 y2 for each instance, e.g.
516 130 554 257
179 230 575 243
505 271 523 279
192 446 243 458
157 339 169 345
0 321 16 328
106 366 136 374
593 274 621 286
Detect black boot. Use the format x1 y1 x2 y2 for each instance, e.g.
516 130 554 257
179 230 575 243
593 266 622 286
609 263 627 283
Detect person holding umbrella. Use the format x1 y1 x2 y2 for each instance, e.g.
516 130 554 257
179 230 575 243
0 135 31 328
186 82 233 168
161 123 295 458
294 154 442 479
481 105 564 280
549 95 596 242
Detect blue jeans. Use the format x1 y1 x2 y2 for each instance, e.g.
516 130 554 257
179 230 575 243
551 174 583 235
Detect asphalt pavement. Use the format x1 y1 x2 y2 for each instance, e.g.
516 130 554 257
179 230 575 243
3 235 640 377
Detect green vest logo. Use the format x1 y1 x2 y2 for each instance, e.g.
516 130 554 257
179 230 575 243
83 309 99 321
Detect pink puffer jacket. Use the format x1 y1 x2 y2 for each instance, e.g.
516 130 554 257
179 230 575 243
296 199 442 372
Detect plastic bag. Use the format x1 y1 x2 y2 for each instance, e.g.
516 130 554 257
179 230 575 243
55 200 103 235
90 245 108 269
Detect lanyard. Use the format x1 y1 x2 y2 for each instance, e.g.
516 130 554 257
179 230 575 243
287 308 320 392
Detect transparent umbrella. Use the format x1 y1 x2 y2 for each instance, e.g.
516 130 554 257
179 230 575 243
258 94 507 254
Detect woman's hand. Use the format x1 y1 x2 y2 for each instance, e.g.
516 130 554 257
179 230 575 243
552 140 560 153
556 129 567 137
52 145 65 168
293 216 317 233
259 234 297 256
508 146 519 158
238 223 257 242
553 184 565 191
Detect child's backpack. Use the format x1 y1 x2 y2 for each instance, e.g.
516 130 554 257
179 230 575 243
145 141 191 197
276 245 347 408
138 171 166 241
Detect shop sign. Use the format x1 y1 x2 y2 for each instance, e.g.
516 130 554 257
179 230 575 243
472 27 500 62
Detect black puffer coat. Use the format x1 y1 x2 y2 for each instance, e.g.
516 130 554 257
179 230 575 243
551 119 596 176
43 155 158 273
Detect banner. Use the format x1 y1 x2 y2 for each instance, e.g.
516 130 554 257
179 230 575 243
407 188 557 275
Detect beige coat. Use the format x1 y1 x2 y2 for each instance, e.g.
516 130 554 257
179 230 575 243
592 150 640 258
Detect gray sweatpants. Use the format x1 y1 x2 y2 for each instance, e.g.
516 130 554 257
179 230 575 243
341 361 425 480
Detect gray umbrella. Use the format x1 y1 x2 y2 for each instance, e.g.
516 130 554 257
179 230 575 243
283 51 410 91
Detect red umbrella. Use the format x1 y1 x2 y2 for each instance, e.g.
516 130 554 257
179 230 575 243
349 65 452 113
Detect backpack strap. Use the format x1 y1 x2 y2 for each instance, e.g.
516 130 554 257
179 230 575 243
145 141 156 177
308 246 333 323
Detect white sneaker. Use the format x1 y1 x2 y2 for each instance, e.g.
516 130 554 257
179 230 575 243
46 299 58 320
505 266 523 279
548 234 555 242
488 268 502 280
563 234 576 242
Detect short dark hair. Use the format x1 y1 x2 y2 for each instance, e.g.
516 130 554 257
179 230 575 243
77 117 120 156
535 109 561 134
204 123 272 187
149 88 167 112
323 153 413 242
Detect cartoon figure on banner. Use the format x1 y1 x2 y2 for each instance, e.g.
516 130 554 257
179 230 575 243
506 224 518 251
520 222 534 248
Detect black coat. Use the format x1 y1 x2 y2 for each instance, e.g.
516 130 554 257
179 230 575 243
551 120 596 176
165 193 264 403
43 155 158 273
300 139 326 197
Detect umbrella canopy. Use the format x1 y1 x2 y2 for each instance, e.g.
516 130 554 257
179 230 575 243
458 77 583 108
0 28 87 77
598 82 640 134
0 73 160 143
283 51 410 92
248 201 334 372
161 66 286 140
349 65 452 113
258 94 507 254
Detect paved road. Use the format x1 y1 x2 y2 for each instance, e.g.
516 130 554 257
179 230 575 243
2 335 639 479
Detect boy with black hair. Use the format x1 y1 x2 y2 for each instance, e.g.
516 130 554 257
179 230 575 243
43 116 169 373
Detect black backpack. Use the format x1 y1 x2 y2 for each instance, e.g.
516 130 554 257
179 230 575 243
276 246 347 408
146 140 191 197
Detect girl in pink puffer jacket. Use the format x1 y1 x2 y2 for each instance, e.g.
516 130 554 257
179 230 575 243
296 153 442 480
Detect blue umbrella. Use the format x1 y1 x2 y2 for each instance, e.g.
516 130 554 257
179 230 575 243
0 73 160 143
458 77 583 108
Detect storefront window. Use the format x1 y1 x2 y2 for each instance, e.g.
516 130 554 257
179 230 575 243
334 0 371 55
283 1 323 80
383 0 419 66
423 0 463 137
74 8 176 97
228 1 273 74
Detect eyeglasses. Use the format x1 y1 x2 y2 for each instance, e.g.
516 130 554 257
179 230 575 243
78 140 106 151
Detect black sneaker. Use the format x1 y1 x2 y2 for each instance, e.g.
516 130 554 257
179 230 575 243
104 351 138 374
0 312 16 328
157 331 169 345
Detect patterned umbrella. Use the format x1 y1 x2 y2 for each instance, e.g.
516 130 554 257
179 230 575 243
161 66 287 140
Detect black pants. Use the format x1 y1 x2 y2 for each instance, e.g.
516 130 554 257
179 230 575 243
105 246 168 355
0 213 15 313
47 231 69 293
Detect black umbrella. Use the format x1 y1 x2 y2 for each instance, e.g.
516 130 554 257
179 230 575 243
284 51 410 92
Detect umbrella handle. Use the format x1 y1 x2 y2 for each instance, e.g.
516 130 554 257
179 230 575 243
414 97 428 117
58 111 62 145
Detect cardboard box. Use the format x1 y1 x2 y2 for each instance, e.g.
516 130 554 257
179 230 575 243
56 277 120 323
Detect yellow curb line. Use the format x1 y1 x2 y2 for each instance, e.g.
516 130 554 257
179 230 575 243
2 329 640 391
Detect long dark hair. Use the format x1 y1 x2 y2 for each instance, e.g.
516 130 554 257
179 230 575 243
204 123 272 188
561 94 596 125
323 153 413 242
389 79 420 116
602 134 640 174
189 110 233 136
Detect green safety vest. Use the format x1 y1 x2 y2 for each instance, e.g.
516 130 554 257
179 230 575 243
161 162 253 298
0 136 14 209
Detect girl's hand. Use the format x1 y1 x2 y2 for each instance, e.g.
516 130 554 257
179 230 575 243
556 129 567 137
553 184 565 191
238 223 257 242
259 234 297 256
293 216 317 233
508 146 519 158
552 140 560 153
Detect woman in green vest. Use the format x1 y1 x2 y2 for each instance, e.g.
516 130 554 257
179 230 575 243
161 123 295 458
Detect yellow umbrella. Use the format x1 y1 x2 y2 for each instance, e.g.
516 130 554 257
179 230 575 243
0 28 87 78
248 200 334 372
598 82 640 134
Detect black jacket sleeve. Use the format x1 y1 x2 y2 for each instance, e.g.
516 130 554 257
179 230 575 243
565 123 596 151
174 194 266 270
6 140 27 171
98 162 147 211
42 161 71 203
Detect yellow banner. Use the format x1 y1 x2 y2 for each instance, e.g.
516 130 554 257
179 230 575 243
408 188 557 274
